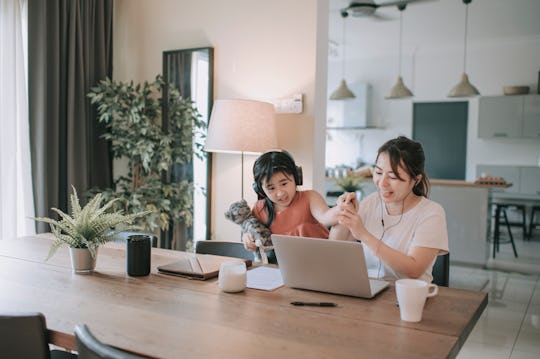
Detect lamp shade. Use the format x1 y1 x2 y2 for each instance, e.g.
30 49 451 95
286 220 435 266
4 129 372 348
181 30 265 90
448 73 480 98
385 76 413 99
329 79 356 100
204 99 278 154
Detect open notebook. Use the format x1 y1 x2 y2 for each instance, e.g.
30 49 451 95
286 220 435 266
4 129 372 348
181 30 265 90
157 252 252 280
272 234 389 298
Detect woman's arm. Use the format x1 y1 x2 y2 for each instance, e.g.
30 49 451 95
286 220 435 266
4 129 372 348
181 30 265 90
336 205 439 278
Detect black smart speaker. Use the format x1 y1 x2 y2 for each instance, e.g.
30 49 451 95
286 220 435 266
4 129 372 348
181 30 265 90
126 235 151 276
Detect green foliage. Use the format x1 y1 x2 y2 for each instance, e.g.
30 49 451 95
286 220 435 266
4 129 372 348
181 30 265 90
34 186 150 260
87 75 206 233
335 174 365 192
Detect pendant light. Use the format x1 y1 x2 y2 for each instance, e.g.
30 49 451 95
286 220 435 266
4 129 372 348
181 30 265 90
448 0 480 97
330 16 355 100
386 3 413 99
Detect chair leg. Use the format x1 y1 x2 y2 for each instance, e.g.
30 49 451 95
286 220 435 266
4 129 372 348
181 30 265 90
502 209 518 258
493 205 501 258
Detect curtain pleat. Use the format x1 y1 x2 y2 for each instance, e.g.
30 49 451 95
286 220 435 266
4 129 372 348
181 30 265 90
28 0 113 230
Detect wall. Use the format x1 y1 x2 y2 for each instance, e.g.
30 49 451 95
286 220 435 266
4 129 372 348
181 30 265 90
326 0 540 180
113 0 327 241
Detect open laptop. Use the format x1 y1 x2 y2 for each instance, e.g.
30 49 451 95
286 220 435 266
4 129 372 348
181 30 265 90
272 234 389 298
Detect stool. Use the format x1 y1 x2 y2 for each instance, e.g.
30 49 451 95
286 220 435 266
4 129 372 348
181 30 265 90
492 204 518 258
530 206 540 239
497 203 527 239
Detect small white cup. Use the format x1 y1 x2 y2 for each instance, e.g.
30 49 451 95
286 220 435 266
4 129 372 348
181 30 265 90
396 279 438 322
218 261 247 293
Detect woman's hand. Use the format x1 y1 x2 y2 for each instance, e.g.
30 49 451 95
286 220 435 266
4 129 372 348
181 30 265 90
337 205 366 240
242 232 257 252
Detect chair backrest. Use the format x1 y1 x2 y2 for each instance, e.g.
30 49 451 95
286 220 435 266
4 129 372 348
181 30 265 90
0 312 51 359
75 324 145 359
195 240 255 261
432 253 450 287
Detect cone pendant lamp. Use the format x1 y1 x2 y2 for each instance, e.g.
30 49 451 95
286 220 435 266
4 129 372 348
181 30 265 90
386 4 413 99
448 0 480 97
330 16 355 100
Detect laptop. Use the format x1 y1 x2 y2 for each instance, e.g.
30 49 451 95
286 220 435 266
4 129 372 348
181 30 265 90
272 234 389 298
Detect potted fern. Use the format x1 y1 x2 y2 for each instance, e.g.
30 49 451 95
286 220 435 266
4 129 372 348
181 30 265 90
34 186 149 273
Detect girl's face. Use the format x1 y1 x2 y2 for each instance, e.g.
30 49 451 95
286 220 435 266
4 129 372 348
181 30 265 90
261 171 297 210
373 152 417 205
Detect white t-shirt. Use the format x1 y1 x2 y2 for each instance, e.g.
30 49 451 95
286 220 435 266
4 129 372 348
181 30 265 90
358 192 449 283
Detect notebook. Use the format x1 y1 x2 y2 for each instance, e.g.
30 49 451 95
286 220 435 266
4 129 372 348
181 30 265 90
157 252 252 280
272 234 389 298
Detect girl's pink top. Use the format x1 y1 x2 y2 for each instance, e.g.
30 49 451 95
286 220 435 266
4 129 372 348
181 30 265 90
252 191 329 239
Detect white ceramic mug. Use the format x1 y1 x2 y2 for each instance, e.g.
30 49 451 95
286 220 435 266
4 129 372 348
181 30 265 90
218 261 247 293
395 279 438 322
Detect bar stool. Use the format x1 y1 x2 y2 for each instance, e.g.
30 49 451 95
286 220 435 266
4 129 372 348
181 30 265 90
496 203 527 239
530 206 540 239
492 204 518 258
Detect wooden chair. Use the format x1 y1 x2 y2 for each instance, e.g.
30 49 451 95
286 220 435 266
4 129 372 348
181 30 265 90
432 253 450 287
195 240 255 261
0 312 76 359
75 324 145 359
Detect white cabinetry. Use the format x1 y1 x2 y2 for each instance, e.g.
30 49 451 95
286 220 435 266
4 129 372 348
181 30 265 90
478 95 540 139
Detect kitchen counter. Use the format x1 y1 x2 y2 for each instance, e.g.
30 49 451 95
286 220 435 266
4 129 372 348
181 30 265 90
430 179 512 189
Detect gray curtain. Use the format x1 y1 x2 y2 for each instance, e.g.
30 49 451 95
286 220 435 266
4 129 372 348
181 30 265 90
28 0 113 230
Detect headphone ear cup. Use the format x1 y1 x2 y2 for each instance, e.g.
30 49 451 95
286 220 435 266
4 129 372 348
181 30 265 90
252 182 265 198
296 166 303 186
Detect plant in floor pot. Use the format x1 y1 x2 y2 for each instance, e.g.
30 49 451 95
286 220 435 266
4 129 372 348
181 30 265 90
34 186 149 273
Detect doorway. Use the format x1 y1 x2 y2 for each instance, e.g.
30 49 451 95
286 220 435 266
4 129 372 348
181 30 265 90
412 102 468 180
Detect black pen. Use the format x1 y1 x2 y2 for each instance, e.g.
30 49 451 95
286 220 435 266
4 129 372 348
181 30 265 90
290 301 337 307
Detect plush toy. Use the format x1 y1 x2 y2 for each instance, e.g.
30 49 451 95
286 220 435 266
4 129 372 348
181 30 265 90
224 199 273 263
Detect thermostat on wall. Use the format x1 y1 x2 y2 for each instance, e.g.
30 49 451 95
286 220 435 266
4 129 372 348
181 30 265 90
272 93 303 114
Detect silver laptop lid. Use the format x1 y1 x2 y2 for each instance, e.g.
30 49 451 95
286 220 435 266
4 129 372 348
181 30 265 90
272 234 389 298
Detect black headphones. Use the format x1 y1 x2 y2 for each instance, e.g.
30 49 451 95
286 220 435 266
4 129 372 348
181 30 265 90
252 151 303 198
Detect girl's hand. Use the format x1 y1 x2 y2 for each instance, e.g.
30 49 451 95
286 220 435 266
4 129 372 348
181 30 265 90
242 232 257 252
337 206 366 240
337 192 358 211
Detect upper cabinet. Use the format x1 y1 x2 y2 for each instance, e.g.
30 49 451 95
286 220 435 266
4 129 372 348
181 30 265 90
478 95 540 139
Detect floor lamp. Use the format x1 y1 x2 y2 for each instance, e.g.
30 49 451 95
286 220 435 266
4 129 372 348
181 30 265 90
204 99 278 200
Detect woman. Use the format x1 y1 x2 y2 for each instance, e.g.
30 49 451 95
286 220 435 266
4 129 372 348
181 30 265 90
330 136 448 283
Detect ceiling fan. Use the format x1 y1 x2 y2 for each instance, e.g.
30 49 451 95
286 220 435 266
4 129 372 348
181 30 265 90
340 0 435 18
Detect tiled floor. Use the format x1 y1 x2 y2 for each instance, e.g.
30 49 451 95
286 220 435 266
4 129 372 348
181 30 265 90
453 227 540 359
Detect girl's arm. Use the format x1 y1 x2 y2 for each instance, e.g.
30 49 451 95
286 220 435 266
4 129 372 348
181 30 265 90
308 190 357 227
336 205 439 279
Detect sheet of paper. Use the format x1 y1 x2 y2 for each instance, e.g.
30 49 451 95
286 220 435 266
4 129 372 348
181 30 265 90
246 266 284 291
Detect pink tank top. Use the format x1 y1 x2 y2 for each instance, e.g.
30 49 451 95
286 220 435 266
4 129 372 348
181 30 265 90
252 191 329 239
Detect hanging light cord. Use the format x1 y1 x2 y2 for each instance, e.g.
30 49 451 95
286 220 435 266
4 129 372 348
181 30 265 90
462 3 469 73
398 10 403 77
341 17 347 79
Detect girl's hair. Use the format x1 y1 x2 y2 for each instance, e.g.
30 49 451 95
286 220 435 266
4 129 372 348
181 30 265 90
376 136 430 197
252 150 301 226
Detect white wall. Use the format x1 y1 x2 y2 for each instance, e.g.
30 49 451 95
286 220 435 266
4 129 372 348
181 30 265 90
113 0 326 241
325 0 540 180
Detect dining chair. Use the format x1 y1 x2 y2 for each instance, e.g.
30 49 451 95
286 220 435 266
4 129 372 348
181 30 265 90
0 312 76 359
432 253 450 287
195 240 255 261
74 324 146 359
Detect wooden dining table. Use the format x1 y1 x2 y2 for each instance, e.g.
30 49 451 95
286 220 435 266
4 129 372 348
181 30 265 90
0 235 487 359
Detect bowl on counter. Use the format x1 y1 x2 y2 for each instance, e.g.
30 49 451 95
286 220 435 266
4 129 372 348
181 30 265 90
503 86 530 95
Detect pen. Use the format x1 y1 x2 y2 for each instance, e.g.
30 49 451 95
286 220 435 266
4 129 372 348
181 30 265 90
290 301 337 307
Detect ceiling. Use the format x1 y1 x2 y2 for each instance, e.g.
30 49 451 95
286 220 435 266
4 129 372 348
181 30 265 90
329 0 540 60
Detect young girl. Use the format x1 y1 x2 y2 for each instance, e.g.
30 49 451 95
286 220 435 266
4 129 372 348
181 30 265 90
242 151 349 256
331 136 448 283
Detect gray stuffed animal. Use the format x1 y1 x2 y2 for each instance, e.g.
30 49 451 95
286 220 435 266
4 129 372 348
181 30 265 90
224 199 272 263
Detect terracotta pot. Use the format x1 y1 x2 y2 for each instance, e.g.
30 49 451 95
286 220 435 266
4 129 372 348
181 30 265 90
69 247 97 274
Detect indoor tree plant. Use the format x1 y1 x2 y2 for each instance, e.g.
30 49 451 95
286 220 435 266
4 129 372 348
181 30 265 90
34 186 149 273
86 75 206 250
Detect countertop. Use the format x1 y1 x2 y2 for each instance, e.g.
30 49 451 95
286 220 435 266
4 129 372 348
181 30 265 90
430 179 512 189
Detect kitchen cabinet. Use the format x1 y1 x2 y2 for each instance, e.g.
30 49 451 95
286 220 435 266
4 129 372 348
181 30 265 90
478 95 540 139
476 164 540 198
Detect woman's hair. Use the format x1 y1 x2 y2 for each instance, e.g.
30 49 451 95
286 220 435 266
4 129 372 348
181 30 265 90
252 150 300 226
376 136 429 197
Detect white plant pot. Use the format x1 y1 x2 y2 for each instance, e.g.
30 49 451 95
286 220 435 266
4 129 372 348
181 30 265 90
69 247 97 274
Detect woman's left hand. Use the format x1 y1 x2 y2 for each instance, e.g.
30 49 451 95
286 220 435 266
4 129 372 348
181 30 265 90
337 206 366 240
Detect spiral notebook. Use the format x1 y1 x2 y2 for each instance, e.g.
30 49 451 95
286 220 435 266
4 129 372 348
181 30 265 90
157 252 252 280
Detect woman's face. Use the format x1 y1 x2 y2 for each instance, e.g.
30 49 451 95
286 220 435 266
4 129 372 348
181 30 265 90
261 171 297 210
372 152 417 204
